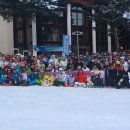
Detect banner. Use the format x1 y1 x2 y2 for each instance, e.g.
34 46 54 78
33 46 62 52
62 35 70 56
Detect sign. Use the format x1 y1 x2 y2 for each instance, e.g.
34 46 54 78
62 35 70 56
33 46 62 52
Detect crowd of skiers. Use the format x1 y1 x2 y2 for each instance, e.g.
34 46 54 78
0 51 130 88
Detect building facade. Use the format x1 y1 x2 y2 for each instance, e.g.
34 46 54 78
0 0 130 55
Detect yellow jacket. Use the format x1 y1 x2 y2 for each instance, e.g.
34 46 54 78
41 74 55 86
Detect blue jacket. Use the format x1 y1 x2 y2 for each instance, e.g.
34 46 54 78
11 72 22 82
0 69 7 83
27 73 39 85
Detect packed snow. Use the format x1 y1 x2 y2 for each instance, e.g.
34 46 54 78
0 87 130 130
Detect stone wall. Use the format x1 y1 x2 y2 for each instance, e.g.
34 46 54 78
0 16 14 54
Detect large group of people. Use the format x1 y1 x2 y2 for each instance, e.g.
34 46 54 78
0 51 130 88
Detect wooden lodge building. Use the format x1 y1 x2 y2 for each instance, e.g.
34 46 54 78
0 0 130 55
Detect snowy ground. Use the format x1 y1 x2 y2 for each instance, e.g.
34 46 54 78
0 87 130 130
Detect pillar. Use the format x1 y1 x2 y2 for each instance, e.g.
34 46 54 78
92 9 96 54
67 3 72 52
32 13 37 57
107 24 112 53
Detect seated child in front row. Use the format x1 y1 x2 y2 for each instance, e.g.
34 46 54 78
90 72 102 87
74 69 87 87
41 71 54 87
65 69 74 87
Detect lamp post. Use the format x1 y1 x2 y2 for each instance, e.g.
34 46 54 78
72 31 83 58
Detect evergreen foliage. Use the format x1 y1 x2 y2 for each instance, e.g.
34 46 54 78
91 0 130 51
0 0 56 20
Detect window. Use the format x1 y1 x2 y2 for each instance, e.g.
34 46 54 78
16 17 24 46
72 7 84 26
18 30 24 44
72 12 77 25
17 17 23 28
41 26 63 42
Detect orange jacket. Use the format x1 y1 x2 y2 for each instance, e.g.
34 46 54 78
75 72 87 83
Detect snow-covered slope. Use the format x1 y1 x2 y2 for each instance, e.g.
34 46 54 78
0 87 130 130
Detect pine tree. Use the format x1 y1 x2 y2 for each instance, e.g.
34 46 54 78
91 0 130 51
0 0 56 20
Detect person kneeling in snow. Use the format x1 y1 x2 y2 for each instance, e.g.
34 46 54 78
92 73 102 87
74 69 87 87
65 69 74 87
86 77 94 88
10 68 22 86
0 68 7 86
116 66 129 89
27 69 40 85
54 68 67 86
41 71 54 87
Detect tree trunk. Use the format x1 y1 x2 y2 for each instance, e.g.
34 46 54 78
114 27 119 52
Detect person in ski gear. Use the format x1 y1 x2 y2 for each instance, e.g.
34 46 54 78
74 69 87 87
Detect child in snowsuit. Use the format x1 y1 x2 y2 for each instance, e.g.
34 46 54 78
11 68 22 86
0 68 7 85
41 71 54 86
65 69 74 87
74 69 87 87
116 67 129 89
54 68 67 86
109 65 118 87
92 73 102 87
27 70 40 85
